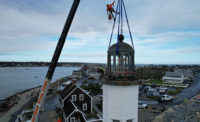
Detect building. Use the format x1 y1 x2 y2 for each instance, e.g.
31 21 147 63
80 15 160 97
59 82 102 122
80 65 89 77
103 39 138 122
174 69 193 80
162 72 184 84
89 72 101 80
72 70 83 79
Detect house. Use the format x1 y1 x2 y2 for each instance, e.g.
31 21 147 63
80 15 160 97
174 69 193 80
59 82 102 122
63 100 86 122
162 72 184 84
72 70 83 79
89 73 101 80
80 65 89 77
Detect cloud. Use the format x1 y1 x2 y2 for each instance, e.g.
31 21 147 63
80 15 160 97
0 0 200 64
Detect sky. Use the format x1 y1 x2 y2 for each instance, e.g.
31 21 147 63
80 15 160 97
0 0 200 64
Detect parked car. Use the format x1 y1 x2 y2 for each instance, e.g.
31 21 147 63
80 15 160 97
149 88 156 92
159 86 168 94
139 85 143 91
147 91 160 97
144 86 151 92
138 101 148 109
152 105 165 114
159 95 173 102
146 91 153 97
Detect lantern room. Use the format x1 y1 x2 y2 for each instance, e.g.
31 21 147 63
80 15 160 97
107 38 135 80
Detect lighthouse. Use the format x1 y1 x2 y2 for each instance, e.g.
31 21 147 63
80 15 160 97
103 0 138 121
103 37 138 122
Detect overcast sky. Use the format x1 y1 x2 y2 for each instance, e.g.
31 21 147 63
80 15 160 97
0 0 200 64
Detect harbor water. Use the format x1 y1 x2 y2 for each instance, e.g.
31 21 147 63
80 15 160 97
0 67 80 100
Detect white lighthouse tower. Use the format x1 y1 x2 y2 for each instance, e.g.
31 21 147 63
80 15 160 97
103 39 138 122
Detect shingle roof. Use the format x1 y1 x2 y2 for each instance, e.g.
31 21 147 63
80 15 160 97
60 83 76 99
63 100 76 117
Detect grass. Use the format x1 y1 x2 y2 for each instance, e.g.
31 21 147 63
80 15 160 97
148 96 160 100
144 80 187 86
167 89 182 96
145 80 163 84
144 80 171 85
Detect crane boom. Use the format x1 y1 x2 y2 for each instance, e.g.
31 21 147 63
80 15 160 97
31 0 80 121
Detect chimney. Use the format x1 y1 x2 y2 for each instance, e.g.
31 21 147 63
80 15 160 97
72 79 77 84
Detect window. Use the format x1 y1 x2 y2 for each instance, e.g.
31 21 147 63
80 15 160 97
113 120 120 122
83 103 87 110
79 94 84 100
72 95 76 101
127 119 133 122
70 117 75 122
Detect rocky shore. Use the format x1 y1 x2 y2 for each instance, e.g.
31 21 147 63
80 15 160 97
153 94 200 122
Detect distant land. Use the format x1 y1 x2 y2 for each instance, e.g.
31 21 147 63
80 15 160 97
0 62 106 67
0 62 199 68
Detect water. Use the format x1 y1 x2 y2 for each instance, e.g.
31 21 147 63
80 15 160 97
0 67 80 100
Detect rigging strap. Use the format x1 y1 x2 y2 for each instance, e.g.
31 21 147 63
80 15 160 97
116 0 121 54
122 0 134 48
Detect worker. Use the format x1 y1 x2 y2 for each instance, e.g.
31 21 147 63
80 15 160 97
107 1 119 20
57 118 61 122
184 97 188 104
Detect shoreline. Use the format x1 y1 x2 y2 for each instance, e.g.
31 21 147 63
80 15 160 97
0 87 41 121
0 75 71 118
0 85 42 101
0 74 73 101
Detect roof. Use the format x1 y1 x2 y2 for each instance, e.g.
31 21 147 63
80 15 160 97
60 83 92 101
165 72 183 77
63 100 86 118
60 83 76 99
108 41 134 53
63 100 76 117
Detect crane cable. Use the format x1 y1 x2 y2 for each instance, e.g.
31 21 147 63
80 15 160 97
122 0 134 48
108 0 134 50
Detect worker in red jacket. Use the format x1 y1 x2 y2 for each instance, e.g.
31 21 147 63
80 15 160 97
107 1 119 20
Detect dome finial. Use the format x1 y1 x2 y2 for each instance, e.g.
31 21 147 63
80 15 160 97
118 34 124 42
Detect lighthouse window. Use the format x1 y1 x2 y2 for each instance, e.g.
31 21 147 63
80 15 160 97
111 55 113 72
116 56 119 72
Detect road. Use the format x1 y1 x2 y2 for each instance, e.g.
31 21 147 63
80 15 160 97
43 95 61 111
9 97 35 122
160 73 200 106
38 111 57 122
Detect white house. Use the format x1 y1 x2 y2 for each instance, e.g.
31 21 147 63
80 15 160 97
162 72 184 84
89 73 101 80
72 70 82 79
174 69 193 80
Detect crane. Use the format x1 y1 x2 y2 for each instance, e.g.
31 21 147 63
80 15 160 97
30 0 133 121
31 0 80 121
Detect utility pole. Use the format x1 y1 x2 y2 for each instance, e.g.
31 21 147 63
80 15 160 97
31 0 80 121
